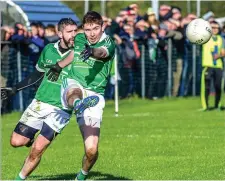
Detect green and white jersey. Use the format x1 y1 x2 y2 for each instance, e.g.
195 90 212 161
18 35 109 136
35 41 72 111
69 33 115 95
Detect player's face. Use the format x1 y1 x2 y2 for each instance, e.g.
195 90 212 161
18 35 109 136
83 23 104 44
60 24 78 48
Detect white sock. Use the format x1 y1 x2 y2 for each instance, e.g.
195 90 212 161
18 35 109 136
19 172 27 179
81 169 88 175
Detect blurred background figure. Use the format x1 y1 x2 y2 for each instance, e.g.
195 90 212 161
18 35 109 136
44 24 59 44
201 21 225 111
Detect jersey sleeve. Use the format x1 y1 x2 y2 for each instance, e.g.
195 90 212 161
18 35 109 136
102 36 116 60
73 33 86 51
35 44 51 72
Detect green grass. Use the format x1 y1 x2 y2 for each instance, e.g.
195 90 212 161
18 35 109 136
1 97 225 180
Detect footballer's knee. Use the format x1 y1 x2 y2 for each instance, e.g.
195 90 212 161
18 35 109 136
10 133 30 147
29 141 49 159
66 88 83 107
86 146 98 160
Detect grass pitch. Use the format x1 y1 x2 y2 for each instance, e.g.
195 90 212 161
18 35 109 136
1 97 225 180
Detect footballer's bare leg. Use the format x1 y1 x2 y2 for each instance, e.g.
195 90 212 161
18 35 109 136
10 122 39 147
81 125 100 171
16 135 51 180
66 88 99 114
76 125 100 180
66 88 83 108
10 132 31 147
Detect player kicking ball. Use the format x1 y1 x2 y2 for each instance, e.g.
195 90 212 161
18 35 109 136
46 11 115 180
1 18 78 180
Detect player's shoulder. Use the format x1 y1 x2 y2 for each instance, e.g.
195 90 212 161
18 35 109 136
99 33 115 47
101 33 113 42
43 42 56 52
74 33 86 42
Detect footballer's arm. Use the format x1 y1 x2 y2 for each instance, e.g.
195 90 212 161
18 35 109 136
1 69 44 100
14 69 44 91
58 50 74 68
91 47 109 60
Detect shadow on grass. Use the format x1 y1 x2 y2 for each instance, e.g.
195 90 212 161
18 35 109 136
30 171 132 180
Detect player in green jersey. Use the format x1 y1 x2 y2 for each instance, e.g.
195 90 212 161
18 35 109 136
1 18 78 180
46 11 115 180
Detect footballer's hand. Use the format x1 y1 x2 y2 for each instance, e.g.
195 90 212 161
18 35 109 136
45 63 62 82
80 43 93 61
1 87 17 100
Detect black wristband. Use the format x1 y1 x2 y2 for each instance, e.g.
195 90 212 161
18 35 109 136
55 62 63 72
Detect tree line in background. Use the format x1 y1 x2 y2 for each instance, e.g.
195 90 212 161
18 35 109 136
63 1 225 21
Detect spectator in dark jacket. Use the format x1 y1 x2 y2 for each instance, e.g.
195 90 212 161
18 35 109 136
29 22 44 66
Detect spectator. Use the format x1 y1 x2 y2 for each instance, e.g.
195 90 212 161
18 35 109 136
29 22 44 66
159 5 172 21
119 9 128 22
154 23 169 98
146 7 160 32
129 4 142 23
201 21 225 110
37 21 45 39
44 24 59 44
119 24 140 97
1 27 11 113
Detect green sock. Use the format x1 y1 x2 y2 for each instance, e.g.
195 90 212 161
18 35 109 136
15 175 25 180
76 170 88 180
73 99 81 108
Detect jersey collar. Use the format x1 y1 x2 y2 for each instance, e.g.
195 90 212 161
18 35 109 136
54 41 71 57
99 32 107 42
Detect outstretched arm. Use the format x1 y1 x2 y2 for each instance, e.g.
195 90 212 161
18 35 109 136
80 44 110 61
1 70 44 100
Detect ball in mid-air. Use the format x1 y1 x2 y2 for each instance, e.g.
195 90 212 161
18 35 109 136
186 18 212 45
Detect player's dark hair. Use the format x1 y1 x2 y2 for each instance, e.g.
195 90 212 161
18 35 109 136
58 18 77 31
83 11 103 26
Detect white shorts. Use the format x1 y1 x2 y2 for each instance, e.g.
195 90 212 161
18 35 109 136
61 78 105 128
19 99 71 133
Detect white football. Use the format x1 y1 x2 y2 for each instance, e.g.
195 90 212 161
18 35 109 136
186 18 212 45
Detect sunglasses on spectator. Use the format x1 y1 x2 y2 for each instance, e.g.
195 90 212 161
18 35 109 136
212 26 219 29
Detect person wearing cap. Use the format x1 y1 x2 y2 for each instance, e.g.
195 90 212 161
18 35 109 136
145 7 160 41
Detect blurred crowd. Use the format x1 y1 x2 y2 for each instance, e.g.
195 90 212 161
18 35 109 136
102 4 225 99
1 4 225 112
1 22 59 65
